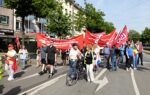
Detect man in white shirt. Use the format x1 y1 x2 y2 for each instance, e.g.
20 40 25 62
69 43 82 78
19 45 28 70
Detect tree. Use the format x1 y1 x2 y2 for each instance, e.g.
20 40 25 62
128 30 141 42
142 27 150 43
102 22 115 34
75 3 115 33
74 9 86 32
47 2 72 38
5 0 35 45
32 0 57 18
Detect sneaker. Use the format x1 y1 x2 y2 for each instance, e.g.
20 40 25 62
44 70 47 73
38 71 44 75
8 77 14 81
129 67 132 70
134 68 137 70
126 68 129 71
7 77 11 81
48 73 52 78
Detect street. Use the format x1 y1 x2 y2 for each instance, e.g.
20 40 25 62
0 53 150 95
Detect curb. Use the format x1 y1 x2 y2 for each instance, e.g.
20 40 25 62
143 50 150 54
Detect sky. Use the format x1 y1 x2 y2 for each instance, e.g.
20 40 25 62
75 0 150 33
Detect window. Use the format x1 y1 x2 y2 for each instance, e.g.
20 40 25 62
69 11 71 16
0 0 3 6
65 0 67 5
0 15 9 25
69 2 71 8
16 21 20 30
65 9 68 15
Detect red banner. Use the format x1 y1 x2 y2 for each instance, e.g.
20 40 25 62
36 26 127 49
85 31 106 45
36 33 84 50
115 25 128 48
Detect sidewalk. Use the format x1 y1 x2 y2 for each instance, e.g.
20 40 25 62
0 61 68 95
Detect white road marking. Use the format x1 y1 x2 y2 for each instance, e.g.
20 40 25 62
15 73 38 81
93 68 108 92
14 66 64 82
18 74 66 95
143 61 150 64
131 69 140 95
94 76 108 92
95 68 107 80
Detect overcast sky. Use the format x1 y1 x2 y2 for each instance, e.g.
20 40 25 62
75 0 150 33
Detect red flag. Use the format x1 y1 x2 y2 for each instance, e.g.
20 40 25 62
115 25 128 48
107 29 117 47
98 29 116 47
85 31 106 45
15 33 20 49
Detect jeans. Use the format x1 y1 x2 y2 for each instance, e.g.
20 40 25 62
119 54 124 63
21 59 26 69
133 54 138 68
111 56 117 70
126 56 133 68
104 55 110 69
69 60 77 77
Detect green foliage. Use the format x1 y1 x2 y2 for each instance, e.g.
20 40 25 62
47 2 72 37
142 27 150 43
128 30 141 42
32 0 57 18
142 27 150 38
0 62 4 80
74 10 86 31
75 3 115 33
4 0 34 17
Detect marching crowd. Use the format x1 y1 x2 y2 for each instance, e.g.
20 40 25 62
2 40 143 82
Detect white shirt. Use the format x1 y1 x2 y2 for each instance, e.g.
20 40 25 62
7 50 17 57
94 47 100 54
19 49 28 59
69 48 81 60
94 47 101 62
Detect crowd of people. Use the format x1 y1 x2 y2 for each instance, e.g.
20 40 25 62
2 40 143 82
102 40 143 72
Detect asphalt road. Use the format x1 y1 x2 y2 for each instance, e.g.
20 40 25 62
0 53 150 95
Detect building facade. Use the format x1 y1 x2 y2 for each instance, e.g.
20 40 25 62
0 0 83 51
0 7 14 36
0 0 82 35
61 0 83 35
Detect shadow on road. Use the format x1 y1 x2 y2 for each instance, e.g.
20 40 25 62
3 86 21 95
138 67 150 71
25 64 32 69
0 85 5 94
14 71 25 78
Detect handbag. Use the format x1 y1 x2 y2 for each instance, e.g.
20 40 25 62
96 58 102 65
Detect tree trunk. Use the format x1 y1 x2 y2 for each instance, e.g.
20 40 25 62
22 16 25 45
